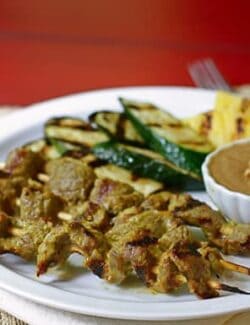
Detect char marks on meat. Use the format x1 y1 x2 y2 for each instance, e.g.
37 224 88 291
0 152 250 299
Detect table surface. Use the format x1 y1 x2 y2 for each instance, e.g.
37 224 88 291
1 1 250 105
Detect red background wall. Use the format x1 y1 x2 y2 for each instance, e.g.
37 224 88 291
1 1 250 105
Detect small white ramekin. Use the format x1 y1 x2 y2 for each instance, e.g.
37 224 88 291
202 139 250 224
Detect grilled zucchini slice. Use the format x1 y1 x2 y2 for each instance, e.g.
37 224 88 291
93 141 203 190
94 164 163 196
48 138 85 154
45 117 109 148
47 137 162 195
89 111 144 145
45 137 103 167
120 98 213 178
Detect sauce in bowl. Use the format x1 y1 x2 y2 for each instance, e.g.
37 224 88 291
209 142 250 195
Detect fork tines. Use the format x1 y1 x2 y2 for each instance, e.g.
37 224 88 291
188 58 232 91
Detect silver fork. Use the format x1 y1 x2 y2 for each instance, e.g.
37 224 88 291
188 58 232 91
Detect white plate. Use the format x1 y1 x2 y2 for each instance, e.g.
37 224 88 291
0 86 249 321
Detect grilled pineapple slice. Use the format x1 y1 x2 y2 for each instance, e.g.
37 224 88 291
183 111 213 139
183 91 250 148
210 91 250 147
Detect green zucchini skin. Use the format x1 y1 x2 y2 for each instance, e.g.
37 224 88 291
89 111 144 146
93 141 204 190
46 138 164 195
45 117 109 148
46 116 93 129
120 98 211 179
47 138 87 155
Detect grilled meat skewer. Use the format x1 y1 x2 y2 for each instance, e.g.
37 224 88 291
38 208 250 298
0 150 250 299
142 191 250 255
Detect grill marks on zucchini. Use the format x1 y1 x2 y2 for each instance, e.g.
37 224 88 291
48 138 107 168
47 117 93 130
94 164 163 196
93 141 181 182
93 141 203 190
43 97 209 189
120 98 212 152
89 111 144 145
45 119 106 166
45 117 109 148
44 117 164 194
120 97 213 178
48 138 90 156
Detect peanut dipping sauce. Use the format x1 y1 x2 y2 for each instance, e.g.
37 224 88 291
209 142 250 195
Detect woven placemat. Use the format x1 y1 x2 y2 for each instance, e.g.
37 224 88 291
0 310 26 325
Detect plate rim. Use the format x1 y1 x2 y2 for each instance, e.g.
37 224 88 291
0 85 249 320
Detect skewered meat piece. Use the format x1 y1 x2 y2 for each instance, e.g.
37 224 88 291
105 210 171 284
142 191 250 255
36 225 72 275
0 211 51 260
0 157 143 265
37 209 182 286
0 181 62 260
108 208 250 297
65 201 110 231
90 178 144 214
70 224 109 277
46 157 96 203
0 149 250 299
0 223 51 260
58 173 144 230
107 210 218 298
0 178 17 214
36 222 109 276
20 186 63 223
40 205 247 298
168 241 218 298
38 209 174 283
175 204 250 255
0 149 45 214
14 167 250 298
5 148 45 180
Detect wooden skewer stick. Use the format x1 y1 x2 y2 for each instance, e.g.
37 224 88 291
200 246 250 276
209 280 250 295
0 162 5 169
175 274 187 284
244 160 250 178
220 259 250 275
58 212 73 221
8 227 25 236
71 244 85 256
244 169 250 178
37 173 50 183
